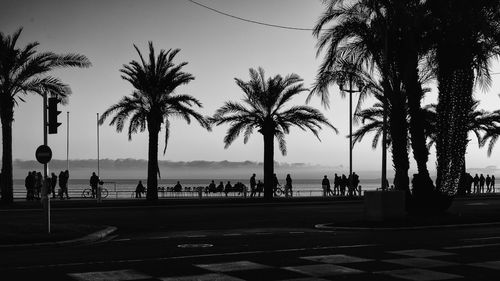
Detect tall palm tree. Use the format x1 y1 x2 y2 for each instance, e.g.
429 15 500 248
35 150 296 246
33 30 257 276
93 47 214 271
428 0 500 194
0 28 91 204
311 0 412 192
99 42 210 201
211 67 337 199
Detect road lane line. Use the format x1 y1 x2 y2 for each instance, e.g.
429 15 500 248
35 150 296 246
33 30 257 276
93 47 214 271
3 244 378 271
444 242 500 249
461 236 500 241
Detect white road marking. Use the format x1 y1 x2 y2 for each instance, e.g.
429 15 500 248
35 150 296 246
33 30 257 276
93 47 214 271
444 242 500 249
5 244 378 270
461 236 500 241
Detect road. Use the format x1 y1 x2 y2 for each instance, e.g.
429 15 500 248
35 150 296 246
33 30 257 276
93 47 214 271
1 199 500 280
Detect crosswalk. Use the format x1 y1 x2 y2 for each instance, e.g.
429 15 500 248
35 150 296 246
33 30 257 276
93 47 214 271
65 248 500 281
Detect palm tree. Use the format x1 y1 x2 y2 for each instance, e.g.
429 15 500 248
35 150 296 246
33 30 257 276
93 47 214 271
99 42 210 201
311 1 412 192
0 28 91 204
352 94 395 150
428 0 500 194
425 101 493 153
480 110 500 157
211 67 337 199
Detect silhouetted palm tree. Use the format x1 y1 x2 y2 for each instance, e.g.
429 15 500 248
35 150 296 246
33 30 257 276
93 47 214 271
0 28 91 203
311 1 413 192
474 108 500 158
99 42 210 200
211 67 337 199
429 0 500 194
352 94 395 150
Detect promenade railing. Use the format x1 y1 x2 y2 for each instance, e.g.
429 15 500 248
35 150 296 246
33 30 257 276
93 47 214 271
13 185 368 199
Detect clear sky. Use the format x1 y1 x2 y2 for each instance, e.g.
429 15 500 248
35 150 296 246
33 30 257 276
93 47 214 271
2 0 500 177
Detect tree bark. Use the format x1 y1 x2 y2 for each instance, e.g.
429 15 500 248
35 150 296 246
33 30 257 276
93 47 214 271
388 89 410 193
402 41 434 196
1 103 14 204
263 126 274 200
436 68 473 194
146 120 160 201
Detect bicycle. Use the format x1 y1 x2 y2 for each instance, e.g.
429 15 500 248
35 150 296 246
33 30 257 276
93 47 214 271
273 185 284 197
81 186 109 198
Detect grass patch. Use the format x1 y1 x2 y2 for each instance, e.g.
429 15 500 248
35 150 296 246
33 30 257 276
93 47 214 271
1 222 105 245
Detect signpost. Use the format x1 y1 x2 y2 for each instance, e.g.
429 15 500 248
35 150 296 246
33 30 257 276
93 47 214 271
40 93 51 234
35 145 52 164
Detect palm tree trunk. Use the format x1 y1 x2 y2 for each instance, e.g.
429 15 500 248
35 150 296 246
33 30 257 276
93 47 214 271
263 128 274 200
403 48 433 196
1 105 14 204
436 68 473 194
146 122 160 201
388 91 410 193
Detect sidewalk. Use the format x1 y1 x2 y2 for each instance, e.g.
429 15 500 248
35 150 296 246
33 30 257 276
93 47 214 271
3 192 500 210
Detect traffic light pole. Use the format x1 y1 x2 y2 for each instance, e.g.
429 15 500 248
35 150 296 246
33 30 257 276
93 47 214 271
42 92 51 234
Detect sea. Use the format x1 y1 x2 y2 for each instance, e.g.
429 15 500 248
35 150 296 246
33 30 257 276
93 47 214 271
12 178 388 199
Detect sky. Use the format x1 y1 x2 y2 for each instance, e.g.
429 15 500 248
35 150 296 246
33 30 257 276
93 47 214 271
2 0 500 179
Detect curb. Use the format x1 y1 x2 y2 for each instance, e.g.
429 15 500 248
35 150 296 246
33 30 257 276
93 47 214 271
315 221 500 231
0 226 117 249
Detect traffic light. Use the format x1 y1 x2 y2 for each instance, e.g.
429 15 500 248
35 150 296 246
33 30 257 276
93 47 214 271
48 97 62 134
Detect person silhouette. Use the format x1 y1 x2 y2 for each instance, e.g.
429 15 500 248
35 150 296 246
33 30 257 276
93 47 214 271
208 180 216 193
50 172 57 198
486 175 492 193
217 181 224 193
322 175 332 197
174 181 182 192
333 173 339 195
256 180 264 197
492 175 496 193
135 180 145 198
224 181 232 196
340 174 347 196
473 174 479 193
250 174 257 198
273 173 280 196
285 174 293 197
90 172 99 198
479 174 485 193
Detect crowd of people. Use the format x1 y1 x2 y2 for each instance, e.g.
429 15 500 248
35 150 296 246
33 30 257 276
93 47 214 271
24 170 69 200
167 172 363 198
21 170 497 200
461 173 496 194
321 173 362 197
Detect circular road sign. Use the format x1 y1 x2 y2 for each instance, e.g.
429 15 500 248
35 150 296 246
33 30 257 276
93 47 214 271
35 145 52 164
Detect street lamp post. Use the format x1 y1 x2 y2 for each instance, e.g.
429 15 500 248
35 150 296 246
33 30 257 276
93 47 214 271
339 74 362 193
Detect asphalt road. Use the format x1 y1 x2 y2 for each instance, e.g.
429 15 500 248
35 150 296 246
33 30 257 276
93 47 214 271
1 199 500 280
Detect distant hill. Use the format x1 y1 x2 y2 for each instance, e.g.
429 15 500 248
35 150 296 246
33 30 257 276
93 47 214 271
13 158 355 180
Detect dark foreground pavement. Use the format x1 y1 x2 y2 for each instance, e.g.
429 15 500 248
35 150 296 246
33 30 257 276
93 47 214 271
1 196 500 280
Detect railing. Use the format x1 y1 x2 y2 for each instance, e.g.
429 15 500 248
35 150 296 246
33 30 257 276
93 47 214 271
12 186 367 200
